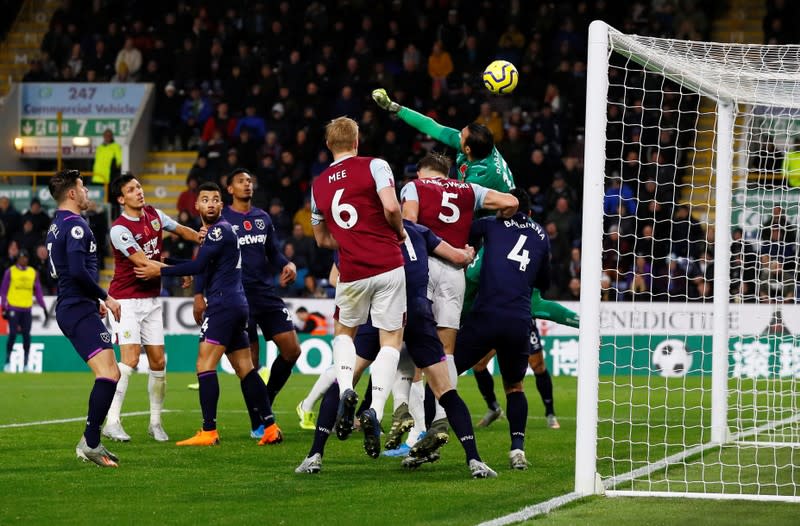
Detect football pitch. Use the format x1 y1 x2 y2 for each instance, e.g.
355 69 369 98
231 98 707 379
1 373 797 525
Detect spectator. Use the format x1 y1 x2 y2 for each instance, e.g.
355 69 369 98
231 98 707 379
202 101 237 145
474 102 504 142
268 198 292 242
687 249 714 301
427 40 453 90
292 196 314 238
177 175 200 218
234 104 266 143
546 173 579 212
563 277 581 301
437 9 467 53
115 36 142 80
546 196 577 242
151 81 182 150
21 199 49 240
0 197 22 240
180 86 213 150
13 220 40 256
85 39 114 81
289 222 316 271
91 129 122 186
31 244 57 294
188 153 214 184
66 43 83 79
631 254 653 301
603 176 636 217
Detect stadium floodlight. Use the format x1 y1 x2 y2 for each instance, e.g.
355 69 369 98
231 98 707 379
577 20 800 502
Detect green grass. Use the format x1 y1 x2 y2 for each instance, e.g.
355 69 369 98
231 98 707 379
1 373 798 525
0 373 576 525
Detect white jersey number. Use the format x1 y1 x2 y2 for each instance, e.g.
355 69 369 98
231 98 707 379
507 235 531 272
438 192 460 224
402 231 417 261
46 242 57 278
332 188 359 229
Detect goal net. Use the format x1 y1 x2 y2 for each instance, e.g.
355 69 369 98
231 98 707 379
576 21 800 502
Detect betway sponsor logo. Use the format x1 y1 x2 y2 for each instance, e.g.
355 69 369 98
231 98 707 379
237 233 267 246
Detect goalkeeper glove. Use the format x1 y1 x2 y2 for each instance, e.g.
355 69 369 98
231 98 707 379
372 89 400 113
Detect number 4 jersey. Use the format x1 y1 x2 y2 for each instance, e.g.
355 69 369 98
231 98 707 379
470 212 551 321
400 177 490 248
311 155 404 283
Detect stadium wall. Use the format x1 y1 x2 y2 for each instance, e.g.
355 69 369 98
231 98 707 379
3 298 799 379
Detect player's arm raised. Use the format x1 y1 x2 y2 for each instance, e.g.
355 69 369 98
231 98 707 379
372 89 461 150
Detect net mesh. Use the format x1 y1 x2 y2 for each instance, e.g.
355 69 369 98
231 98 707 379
596 28 800 499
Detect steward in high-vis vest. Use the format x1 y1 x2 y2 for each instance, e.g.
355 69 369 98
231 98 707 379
92 129 123 185
1 250 48 371
295 307 328 335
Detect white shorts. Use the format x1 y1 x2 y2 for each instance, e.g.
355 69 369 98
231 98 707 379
109 297 165 346
335 266 406 331
427 256 466 329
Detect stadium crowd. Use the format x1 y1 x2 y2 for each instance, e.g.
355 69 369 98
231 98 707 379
11 0 795 305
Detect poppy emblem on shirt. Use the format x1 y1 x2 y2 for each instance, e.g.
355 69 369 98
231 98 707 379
255 219 265 230
459 164 467 179
243 220 252 231
151 219 161 231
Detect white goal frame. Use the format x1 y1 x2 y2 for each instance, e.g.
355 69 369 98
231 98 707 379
575 20 800 502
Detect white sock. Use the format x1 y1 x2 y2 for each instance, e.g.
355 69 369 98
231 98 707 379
332 335 356 397
148 369 166 425
106 363 134 424
301 366 337 412
406 380 426 445
445 354 458 388
391 350 414 411
368 346 400 422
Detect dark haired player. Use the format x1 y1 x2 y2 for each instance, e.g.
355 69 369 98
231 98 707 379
373 88 579 429
136 182 282 446
46 169 123 467
454 188 551 470
295 220 497 478
103 173 200 443
398 151 518 445
208 169 301 439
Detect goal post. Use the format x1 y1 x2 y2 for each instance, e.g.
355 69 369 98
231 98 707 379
577 20 800 501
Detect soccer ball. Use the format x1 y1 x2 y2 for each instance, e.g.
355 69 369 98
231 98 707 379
652 339 693 378
482 60 519 94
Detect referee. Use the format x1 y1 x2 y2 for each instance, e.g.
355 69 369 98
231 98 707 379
2 249 48 372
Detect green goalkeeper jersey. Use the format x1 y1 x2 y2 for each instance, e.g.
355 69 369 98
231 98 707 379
396 105 578 328
397 107 515 192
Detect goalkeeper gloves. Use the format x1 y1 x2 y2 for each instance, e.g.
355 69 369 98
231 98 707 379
372 89 400 113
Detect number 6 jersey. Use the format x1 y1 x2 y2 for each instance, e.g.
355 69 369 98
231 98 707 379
311 155 403 282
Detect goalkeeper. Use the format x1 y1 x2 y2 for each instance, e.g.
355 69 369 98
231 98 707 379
373 89 579 428
372 88 579 328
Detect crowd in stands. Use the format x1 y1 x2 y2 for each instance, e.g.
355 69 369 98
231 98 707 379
13 0 798 305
